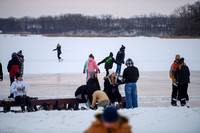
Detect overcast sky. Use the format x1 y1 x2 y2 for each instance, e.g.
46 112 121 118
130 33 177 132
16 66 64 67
0 0 198 18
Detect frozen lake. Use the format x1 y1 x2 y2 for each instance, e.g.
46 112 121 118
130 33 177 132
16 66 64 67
0 34 200 74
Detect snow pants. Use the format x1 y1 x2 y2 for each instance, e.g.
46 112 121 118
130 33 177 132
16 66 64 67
178 83 189 105
171 83 178 105
15 95 33 112
125 82 138 109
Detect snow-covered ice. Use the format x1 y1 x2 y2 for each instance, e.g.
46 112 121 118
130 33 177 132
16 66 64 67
0 34 200 133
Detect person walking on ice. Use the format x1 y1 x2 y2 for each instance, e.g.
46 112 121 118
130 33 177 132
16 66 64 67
53 43 63 61
116 45 125 75
98 52 119 76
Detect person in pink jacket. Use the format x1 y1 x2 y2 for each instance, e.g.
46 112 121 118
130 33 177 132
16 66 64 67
87 54 100 81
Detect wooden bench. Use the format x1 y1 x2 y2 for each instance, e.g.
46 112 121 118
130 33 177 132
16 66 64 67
0 97 126 112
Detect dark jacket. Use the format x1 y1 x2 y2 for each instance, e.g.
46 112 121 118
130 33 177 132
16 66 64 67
53 45 62 55
75 85 89 102
174 64 190 84
84 114 131 133
7 53 20 78
0 62 3 81
104 76 122 103
116 49 125 65
98 53 119 70
87 71 101 102
123 66 139 83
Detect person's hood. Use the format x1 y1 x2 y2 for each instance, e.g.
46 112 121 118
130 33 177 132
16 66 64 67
109 52 113 57
12 52 18 59
90 71 96 79
89 58 94 62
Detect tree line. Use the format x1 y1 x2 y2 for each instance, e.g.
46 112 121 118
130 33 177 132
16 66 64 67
0 1 199 36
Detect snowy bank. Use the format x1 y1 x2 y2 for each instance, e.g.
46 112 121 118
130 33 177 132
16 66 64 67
0 107 200 133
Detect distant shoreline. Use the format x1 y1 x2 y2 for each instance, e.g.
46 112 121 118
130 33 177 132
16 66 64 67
1 33 200 39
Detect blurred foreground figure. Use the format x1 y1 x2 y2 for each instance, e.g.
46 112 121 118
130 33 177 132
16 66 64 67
84 106 131 133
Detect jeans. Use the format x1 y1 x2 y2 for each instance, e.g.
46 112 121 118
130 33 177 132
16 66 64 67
125 83 138 109
116 64 121 74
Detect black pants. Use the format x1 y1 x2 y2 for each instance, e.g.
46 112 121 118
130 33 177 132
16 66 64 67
57 53 61 60
10 77 15 86
171 84 178 104
15 95 33 111
178 83 189 105
105 90 121 104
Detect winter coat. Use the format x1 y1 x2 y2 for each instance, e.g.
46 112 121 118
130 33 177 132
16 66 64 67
84 114 131 133
98 53 119 70
0 62 3 76
123 59 139 83
116 49 125 65
17 52 24 75
91 91 109 108
84 59 89 71
87 71 101 102
174 64 190 84
87 58 99 79
75 85 89 102
7 53 20 78
53 45 62 55
10 79 27 98
169 61 179 83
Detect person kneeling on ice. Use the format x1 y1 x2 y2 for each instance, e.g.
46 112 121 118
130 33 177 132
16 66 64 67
10 72 33 112
90 90 110 109
84 106 131 133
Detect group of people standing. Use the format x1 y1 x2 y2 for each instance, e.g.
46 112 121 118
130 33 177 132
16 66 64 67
169 55 190 107
76 45 139 109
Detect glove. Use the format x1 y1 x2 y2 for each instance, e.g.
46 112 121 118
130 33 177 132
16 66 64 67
112 83 119 87
97 63 100 66
96 69 100 73
83 69 85 74
170 75 176 82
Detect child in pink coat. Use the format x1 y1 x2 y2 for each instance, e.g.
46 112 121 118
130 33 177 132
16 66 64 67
87 54 100 81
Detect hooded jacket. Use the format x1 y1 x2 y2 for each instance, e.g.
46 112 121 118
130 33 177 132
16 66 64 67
116 48 125 65
84 114 131 133
10 79 27 98
98 53 119 70
174 64 190 84
7 53 20 78
123 59 139 83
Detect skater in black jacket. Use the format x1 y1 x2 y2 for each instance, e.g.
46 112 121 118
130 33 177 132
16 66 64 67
116 45 125 75
174 58 190 107
0 61 3 81
98 52 119 76
53 43 62 61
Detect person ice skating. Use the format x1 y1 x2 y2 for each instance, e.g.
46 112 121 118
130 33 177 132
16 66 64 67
169 54 180 106
122 58 139 109
53 43 62 61
17 50 24 76
10 72 33 112
0 61 3 81
116 45 125 75
84 106 131 133
98 52 119 76
7 52 20 86
90 90 110 109
104 69 122 108
83 54 100 81
174 58 190 107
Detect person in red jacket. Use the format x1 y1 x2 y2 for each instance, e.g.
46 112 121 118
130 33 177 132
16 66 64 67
7 52 20 98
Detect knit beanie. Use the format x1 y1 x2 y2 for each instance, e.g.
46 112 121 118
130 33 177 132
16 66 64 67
101 107 119 123
121 45 125 50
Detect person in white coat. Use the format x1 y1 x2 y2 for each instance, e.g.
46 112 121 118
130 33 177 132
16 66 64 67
10 72 33 112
